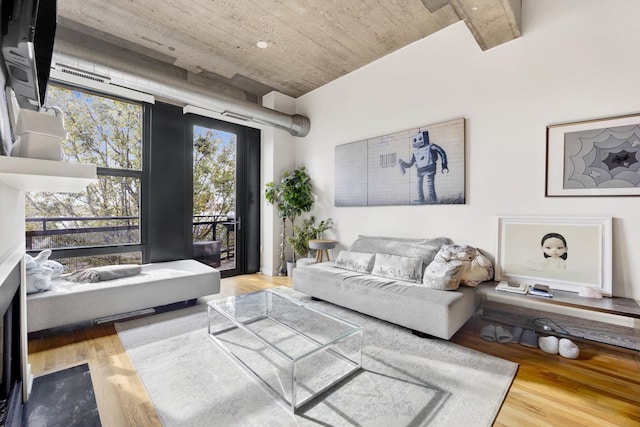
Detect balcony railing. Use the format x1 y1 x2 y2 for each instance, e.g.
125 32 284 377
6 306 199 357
192 214 236 266
26 216 140 250
25 215 235 269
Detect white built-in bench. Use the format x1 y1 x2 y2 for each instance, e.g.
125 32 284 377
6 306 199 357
27 259 220 333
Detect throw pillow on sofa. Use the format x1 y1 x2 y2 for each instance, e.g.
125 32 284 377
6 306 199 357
423 259 465 290
371 253 424 284
349 235 453 271
433 244 494 287
334 251 375 273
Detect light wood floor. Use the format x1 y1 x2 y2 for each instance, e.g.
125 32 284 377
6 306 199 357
28 274 640 426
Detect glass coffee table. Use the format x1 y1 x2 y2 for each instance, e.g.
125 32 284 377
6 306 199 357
207 289 363 412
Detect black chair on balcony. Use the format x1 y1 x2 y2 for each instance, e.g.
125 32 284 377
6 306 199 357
192 215 223 268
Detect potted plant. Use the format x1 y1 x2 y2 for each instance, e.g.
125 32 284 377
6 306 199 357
288 216 334 260
265 166 314 275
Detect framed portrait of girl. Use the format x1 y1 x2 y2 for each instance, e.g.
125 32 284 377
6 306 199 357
496 216 612 295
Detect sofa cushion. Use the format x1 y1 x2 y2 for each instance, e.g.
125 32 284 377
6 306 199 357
348 235 453 270
334 251 375 273
371 253 424 283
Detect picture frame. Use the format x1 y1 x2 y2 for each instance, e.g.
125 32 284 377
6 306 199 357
335 118 465 206
546 113 640 196
496 216 612 295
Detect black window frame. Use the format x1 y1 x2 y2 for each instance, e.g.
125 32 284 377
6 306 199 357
27 83 150 263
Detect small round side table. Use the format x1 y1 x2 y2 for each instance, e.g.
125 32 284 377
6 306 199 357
308 239 337 263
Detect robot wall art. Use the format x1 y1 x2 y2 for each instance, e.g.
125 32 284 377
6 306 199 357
335 118 465 206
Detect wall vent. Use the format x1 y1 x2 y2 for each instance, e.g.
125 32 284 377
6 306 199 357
56 64 111 84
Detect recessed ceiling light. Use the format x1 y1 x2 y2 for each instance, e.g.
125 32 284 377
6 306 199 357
256 41 268 49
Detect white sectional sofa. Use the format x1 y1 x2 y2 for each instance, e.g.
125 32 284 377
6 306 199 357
27 259 220 333
293 236 477 340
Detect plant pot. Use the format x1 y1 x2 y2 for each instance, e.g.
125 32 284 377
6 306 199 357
287 261 296 277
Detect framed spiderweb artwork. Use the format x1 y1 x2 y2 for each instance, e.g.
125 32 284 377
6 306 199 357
546 113 640 196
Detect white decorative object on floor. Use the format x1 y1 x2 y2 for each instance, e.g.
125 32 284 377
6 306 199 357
559 338 580 359
538 336 560 354
537 336 580 359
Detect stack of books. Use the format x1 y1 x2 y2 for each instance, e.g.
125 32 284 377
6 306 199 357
528 284 553 298
495 281 529 294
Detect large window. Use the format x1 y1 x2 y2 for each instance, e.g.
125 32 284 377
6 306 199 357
25 85 144 270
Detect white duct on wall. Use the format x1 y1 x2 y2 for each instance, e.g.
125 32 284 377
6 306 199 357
50 49 310 137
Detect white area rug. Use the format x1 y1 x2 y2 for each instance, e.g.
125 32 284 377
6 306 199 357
116 288 517 426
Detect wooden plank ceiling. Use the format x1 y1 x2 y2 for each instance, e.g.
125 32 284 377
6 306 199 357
56 0 521 101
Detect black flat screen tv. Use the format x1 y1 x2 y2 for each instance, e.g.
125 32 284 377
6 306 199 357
1 0 57 110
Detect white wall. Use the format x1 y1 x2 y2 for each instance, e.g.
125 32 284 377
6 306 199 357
0 182 24 259
260 92 297 275
0 64 24 260
293 0 640 299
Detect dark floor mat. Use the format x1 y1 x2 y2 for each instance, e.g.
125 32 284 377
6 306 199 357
23 363 101 426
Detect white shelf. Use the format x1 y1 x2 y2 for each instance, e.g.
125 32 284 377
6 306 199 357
0 156 96 192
